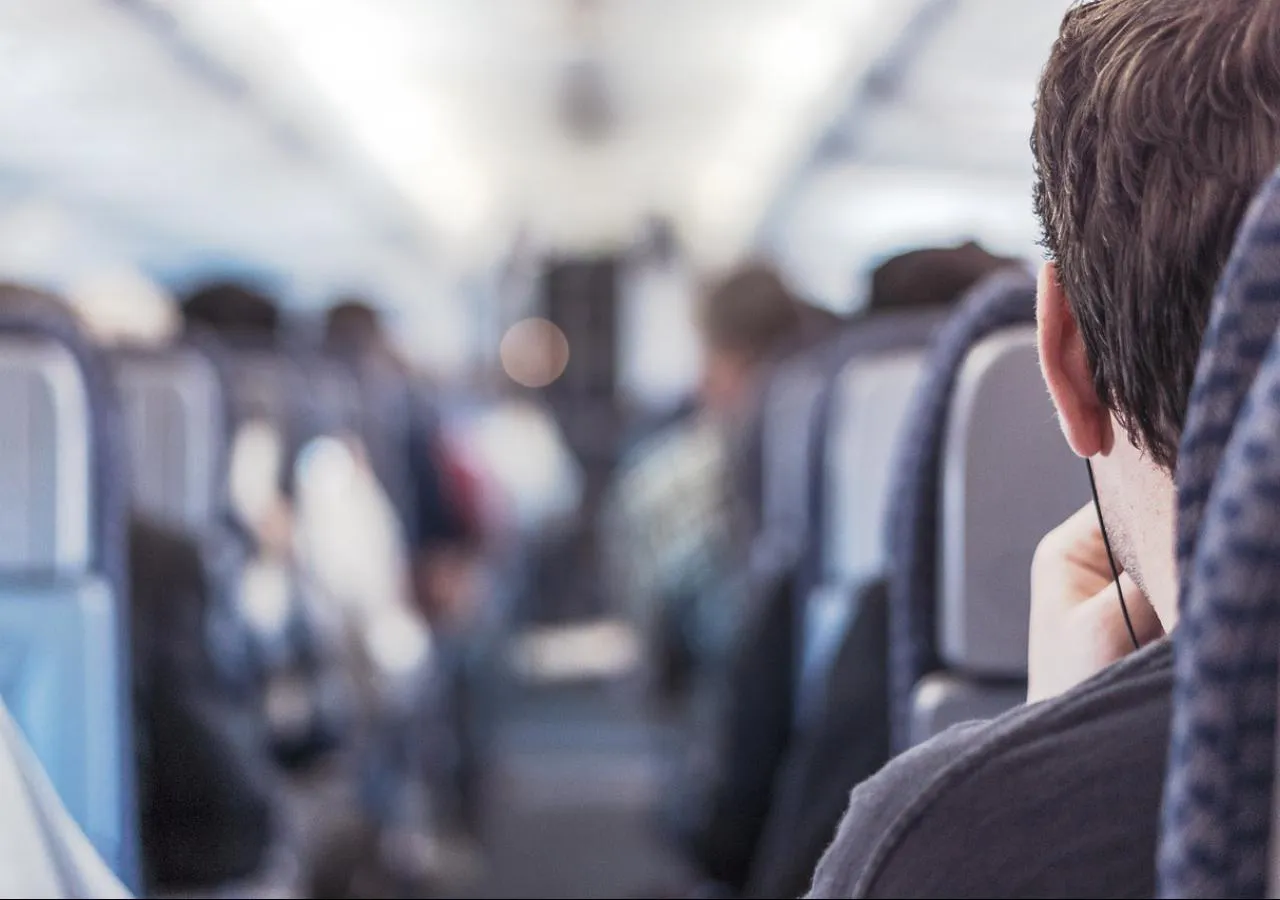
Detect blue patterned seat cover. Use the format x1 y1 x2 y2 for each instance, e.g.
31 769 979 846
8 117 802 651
1159 164 1280 899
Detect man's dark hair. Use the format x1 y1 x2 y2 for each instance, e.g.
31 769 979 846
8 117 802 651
181 281 281 342
868 241 1019 313
1032 0 1280 471
697 262 804 363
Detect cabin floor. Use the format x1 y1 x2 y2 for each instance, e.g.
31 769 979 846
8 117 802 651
461 679 694 900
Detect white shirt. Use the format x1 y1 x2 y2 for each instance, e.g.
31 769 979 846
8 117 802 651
0 702 131 899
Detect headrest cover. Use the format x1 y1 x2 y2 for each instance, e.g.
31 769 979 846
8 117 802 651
113 348 226 530
0 289 130 597
825 350 927 585
886 268 1037 752
937 327 1088 676
760 357 826 552
0 336 91 573
1160 164 1280 899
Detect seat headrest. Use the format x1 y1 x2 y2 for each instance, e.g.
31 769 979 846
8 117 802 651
808 308 949 576
1159 164 1280 900
824 349 928 586
760 355 828 554
112 346 227 530
0 293 130 595
0 336 92 574
937 326 1088 676
762 308 949 565
886 267 1038 752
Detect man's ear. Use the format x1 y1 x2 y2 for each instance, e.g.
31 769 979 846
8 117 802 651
1037 262 1112 458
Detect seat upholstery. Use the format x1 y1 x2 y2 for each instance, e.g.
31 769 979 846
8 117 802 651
935 327 1088 676
758 354 830 568
792 309 947 727
884 269 1038 752
1157 165 1280 899
112 345 227 531
671 312 939 894
907 673 1027 747
906 325 1087 746
0 297 138 888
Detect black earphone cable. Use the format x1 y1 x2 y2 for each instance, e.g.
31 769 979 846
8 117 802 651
1085 459 1141 651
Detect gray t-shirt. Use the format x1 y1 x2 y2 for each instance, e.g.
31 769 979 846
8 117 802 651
807 638 1173 899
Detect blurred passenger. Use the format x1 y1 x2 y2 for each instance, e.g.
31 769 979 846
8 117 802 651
695 262 834 423
182 281 295 557
605 262 814 706
322 300 486 632
324 299 493 852
182 281 282 345
128 518 278 894
866 240 1024 312
667 242 1015 900
810 2 1280 896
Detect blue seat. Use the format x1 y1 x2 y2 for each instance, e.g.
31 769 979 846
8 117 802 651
0 290 138 888
1156 164 1280 899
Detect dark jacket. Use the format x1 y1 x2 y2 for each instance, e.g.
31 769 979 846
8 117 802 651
129 515 276 890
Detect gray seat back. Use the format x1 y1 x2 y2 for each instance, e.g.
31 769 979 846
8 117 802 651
824 351 930 589
0 333 133 883
796 349 928 726
909 326 1088 746
885 270 1037 752
0 339 92 572
113 346 226 531
759 356 829 564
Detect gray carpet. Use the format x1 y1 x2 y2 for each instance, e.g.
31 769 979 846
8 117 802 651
462 680 694 900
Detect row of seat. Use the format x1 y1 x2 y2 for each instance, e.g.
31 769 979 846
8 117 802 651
751 265 1085 753
0 304 138 887
670 258 1096 897
0 287 459 894
738 163 1280 899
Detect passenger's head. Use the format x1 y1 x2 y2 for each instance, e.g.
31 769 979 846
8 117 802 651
695 261 804 416
324 298 384 360
181 281 281 343
867 241 1019 313
1032 0 1280 622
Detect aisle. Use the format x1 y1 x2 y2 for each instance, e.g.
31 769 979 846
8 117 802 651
464 680 694 900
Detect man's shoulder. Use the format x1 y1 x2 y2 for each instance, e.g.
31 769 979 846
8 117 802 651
809 639 1174 898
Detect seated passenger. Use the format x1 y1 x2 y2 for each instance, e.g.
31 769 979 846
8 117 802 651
808 2 1280 897
322 299 492 846
129 518 276 893
608 263 811 707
